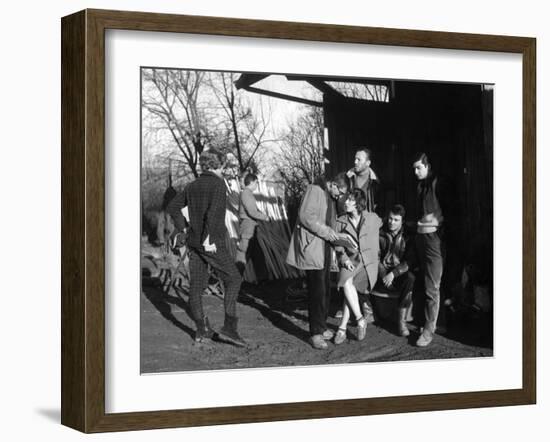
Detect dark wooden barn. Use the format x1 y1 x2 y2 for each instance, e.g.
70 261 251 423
236 74 494 291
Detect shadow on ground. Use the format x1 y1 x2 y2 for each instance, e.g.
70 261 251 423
140 276 493 373
237 280 312 344
35 408 60 423
142 278 195 340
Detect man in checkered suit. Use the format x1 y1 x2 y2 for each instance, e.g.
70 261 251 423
167 149 245 347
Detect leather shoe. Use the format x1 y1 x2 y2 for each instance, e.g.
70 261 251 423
334 328 347 345
356 317 367 341
218 315 247 347
310 334 328 350
416 330 433 347
194 317 215 343
398 321 410 337
362 302 375 323
397 308 410 337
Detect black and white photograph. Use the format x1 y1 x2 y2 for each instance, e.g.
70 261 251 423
3 0 545 438
140 67 494 373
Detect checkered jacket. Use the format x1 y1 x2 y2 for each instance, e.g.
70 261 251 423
167 171 228 250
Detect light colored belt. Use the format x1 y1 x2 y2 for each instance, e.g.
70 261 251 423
417 225 437 234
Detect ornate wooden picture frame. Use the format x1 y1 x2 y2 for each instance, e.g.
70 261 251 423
61 9 536 433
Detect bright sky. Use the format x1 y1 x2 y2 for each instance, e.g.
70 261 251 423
239 74 322 179
141 71 323 181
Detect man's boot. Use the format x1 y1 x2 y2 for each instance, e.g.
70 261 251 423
194 317 215 343
219 314 247 347
416 328 434 347
362 298 375 324
397 308 410 337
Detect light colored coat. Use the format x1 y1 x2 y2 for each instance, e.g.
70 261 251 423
335 211 382 289
239 187 269 222
286 184 337 270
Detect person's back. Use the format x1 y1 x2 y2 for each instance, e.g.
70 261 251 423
239 186 268 222
238 187 253 220
167 148 246 347
236 174 268 268
178 172 227 250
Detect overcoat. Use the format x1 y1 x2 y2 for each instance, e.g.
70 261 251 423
335 211 382 290
286 184 337 270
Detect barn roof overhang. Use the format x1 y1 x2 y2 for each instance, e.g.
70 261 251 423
234 73 393 106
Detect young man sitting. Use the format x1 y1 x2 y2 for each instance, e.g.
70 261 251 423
375 204 416 337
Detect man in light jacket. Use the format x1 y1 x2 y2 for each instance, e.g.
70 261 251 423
286 174 347 350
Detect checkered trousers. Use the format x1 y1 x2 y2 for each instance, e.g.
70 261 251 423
188 246 241 322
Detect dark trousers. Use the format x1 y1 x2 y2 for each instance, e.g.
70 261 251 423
236 219 256 263
373 269 415 314
188 246 241 323
375 269 416 308
415 232 444 333
305 264 331 337
396 272 415 308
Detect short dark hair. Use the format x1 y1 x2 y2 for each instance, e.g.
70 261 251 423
199 148 226 171
244 173 258 186
388 204 406 219
413 152 430 168
333 172 350 191
348 188 368 212
315 171 350 191
356 147 372 161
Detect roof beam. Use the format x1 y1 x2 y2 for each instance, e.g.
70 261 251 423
286 74 392 88
305 79 343 97
234 73 269 89
240 85 323 107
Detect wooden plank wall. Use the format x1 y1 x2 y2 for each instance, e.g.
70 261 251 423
324 81 493 284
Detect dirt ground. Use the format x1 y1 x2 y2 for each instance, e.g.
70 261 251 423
140 260 493 373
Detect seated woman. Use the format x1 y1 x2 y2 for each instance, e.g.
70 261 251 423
334 189 382 344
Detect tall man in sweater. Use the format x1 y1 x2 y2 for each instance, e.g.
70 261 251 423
413 152 447 347
167 149 246 347
235 173 269 274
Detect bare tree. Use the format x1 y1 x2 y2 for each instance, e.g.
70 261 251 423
142 68 212 178
207 72 274 173
327 81 389 102
275 106 326 210
142 68 277 180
